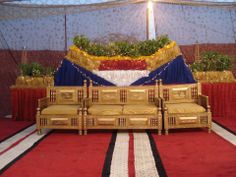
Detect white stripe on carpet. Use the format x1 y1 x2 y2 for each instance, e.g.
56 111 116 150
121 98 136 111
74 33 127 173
134 132 159 177
212 122 236 146
0 129 50 170
110 132 129 177
0 124 36 152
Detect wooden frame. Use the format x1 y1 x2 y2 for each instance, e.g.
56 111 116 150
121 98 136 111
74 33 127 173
83 80 162 135
159 80 212 135
36 84 86 135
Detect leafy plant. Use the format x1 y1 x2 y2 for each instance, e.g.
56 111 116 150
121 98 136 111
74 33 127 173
87 43 107 56
19 63 55 77
31 63 43 77
190 51 233 72
190 62 205 72
19 63 32 76
137 40 159 56
156 35 171 48
72 34 171 57
73 35 90 50
45 66 56 76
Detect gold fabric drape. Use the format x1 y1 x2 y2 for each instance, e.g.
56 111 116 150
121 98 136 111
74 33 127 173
193 71 236 83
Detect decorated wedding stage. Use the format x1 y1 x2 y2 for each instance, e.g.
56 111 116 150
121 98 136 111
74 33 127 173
2 38 235 177
10 41 236 128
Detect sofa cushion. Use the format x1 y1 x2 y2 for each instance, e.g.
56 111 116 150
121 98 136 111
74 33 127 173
88 105 123 115
41 105 80 115
166 103 206 114
123 104 157 115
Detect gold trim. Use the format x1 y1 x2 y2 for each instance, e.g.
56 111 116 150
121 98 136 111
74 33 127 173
145 41 182 71
172 87 188 91
179 117 197 120
102 90 118 93
51 118 69 121
130 89 146 93
193 71 236 83
15 76 54 87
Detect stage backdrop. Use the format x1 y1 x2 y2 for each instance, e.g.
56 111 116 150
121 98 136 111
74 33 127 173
55 55 195 86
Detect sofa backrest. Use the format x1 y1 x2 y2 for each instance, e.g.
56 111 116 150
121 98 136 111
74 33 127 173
46 85 86 105
159 81 200 103
88 80 158 105
123 85 158 104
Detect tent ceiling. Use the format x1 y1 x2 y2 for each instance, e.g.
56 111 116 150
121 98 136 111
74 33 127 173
2 0 119 5
1 0 236 6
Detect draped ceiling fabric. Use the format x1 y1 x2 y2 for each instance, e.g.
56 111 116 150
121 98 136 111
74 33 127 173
0 0 236 50
154 1 236 45
0 1 147 50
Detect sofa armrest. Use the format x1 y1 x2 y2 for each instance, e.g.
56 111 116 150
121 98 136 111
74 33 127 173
38 97 49 110
198 94 210 111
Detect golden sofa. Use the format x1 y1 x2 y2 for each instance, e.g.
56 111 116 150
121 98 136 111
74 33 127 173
83 80 162 135
159 80 212 135
36 85 86 135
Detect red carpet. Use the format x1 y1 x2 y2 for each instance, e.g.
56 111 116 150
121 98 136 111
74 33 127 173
214 117 236 133
0 118 34 142
152 130 236 177
1 130 112 177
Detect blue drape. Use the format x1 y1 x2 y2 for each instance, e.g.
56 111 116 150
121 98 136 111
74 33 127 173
54 55 195 86
131 55 195 85
54 59 115 86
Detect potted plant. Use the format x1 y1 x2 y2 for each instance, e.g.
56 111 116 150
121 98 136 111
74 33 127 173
190 51 235 82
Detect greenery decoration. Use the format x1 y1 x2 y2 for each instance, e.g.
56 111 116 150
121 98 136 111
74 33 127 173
73 35 171 57
190 51 233 72
19 63 56 77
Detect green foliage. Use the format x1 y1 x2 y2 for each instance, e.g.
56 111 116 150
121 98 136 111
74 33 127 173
31 63 44 77
19 63 55 77
190 62 205 72
137 40 159 56
73 35 90 50
45 67 56 76
19 63 32 76
73 34 171 57
114 41 138 57
87 43 107 56
190 51 233 72
156 35 171 48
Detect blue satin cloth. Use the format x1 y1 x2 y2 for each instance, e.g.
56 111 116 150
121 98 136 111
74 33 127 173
131 55 195 85
54 55 195 86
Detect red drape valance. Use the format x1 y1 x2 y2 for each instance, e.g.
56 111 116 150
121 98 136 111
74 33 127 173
11 87 46 121
201 83 236 119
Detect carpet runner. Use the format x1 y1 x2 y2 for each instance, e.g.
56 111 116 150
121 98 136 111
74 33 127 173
213 117 236 134
0 126 236 177
0 118 34 143
152 129 236 177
